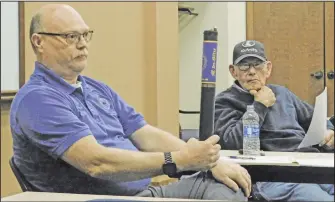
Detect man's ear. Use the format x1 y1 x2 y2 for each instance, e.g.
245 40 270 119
229 65 238 79
265 61 272 79
31 33 43 52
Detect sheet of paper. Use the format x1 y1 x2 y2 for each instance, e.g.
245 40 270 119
220 156 299 166
298 87 327 149
295 158 334 168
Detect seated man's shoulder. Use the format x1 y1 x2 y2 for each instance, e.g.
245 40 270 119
82 76 105 87
12 82 70 111
267 84 290 93
216 86 239 102
216 86 234 97
82 76 121 99
82 76 115 94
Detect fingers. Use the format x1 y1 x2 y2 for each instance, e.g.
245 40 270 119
232 165 252 197
205 135 220 145
232 171 251 197
242 169 252 197
249 90 257 96
211 153 221 163
208 161 218 170
220 176 239 193
187 137 197 144
207 153 221 170
320 131 334 147
320 135 330 146
212 144 221 153
209 144 221 164
326 135 334 148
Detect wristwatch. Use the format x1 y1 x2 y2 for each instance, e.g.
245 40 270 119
162 152 178 178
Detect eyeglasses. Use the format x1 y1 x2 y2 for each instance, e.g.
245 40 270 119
37 30 94 44
235 62 266 71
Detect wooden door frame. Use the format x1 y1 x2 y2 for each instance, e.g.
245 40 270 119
325 2 334 116
246 2 254 40
19 2 25 89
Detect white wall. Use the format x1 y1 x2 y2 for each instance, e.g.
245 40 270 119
1 2 20 91
179 2 246 129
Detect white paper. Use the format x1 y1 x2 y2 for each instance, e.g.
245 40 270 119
298 87 327 149
220 156 299 166
295 158 334 168
221 155 334 167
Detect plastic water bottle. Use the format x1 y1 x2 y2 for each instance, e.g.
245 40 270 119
242 105 260 156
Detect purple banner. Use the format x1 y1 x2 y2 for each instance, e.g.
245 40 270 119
201 41 218 83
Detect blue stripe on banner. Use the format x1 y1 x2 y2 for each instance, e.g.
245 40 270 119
201 41 218 83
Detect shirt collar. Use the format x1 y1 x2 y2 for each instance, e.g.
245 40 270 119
33 61 87 94
68 80 83 92
233 80 250 93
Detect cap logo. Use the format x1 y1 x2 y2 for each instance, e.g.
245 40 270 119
241 48 258 53
242 40 255 48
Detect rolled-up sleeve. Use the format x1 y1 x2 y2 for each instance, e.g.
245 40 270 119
16 89 92 159
106 87 147 138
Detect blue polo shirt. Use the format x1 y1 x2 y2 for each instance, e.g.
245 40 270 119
10 62 150 195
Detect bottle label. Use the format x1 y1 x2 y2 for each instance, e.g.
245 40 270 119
243 125 259 137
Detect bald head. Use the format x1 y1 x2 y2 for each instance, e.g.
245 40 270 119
30 4 87 52
29 4 91 83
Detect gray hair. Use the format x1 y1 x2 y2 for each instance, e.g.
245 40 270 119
29 13 43 53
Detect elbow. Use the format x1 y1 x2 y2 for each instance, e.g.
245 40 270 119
85 158 116 179
86 163 128 182
86 160 105 178
86 164 103 178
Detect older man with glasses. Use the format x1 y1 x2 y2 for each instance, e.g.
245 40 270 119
9 4 252 200
214 40 334 201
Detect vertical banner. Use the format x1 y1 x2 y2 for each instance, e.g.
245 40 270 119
199 28 218 141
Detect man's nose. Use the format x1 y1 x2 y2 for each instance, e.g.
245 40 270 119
248 66 256 74
77 36 88 49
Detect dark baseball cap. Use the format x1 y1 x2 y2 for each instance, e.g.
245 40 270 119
232 40 267 65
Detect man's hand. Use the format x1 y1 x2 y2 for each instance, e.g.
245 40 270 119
211 160 252 197
320 130 334 149
250 86 276 107
173 135 221 172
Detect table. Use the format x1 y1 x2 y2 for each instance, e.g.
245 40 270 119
220 150 334 184
1 192 201 201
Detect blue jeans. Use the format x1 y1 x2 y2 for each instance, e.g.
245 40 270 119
136 172 247 201
253 182 334 201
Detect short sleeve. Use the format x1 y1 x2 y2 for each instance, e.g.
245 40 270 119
106 87 147 138
16 89 92 159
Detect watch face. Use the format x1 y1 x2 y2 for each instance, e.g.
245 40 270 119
163 163 177 177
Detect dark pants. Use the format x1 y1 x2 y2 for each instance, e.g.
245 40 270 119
136 172 247 201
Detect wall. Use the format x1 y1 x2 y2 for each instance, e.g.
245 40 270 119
1 2 179 197
24 2 179 133
179 2 246 129
1 3 22 197
1 105 22 197
1 2 20 91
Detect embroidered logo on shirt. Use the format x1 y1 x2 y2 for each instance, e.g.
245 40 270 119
98 97 110 111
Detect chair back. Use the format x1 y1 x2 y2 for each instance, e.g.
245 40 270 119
9 157 36 192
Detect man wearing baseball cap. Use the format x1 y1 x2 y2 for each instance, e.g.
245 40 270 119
214 40 334 201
